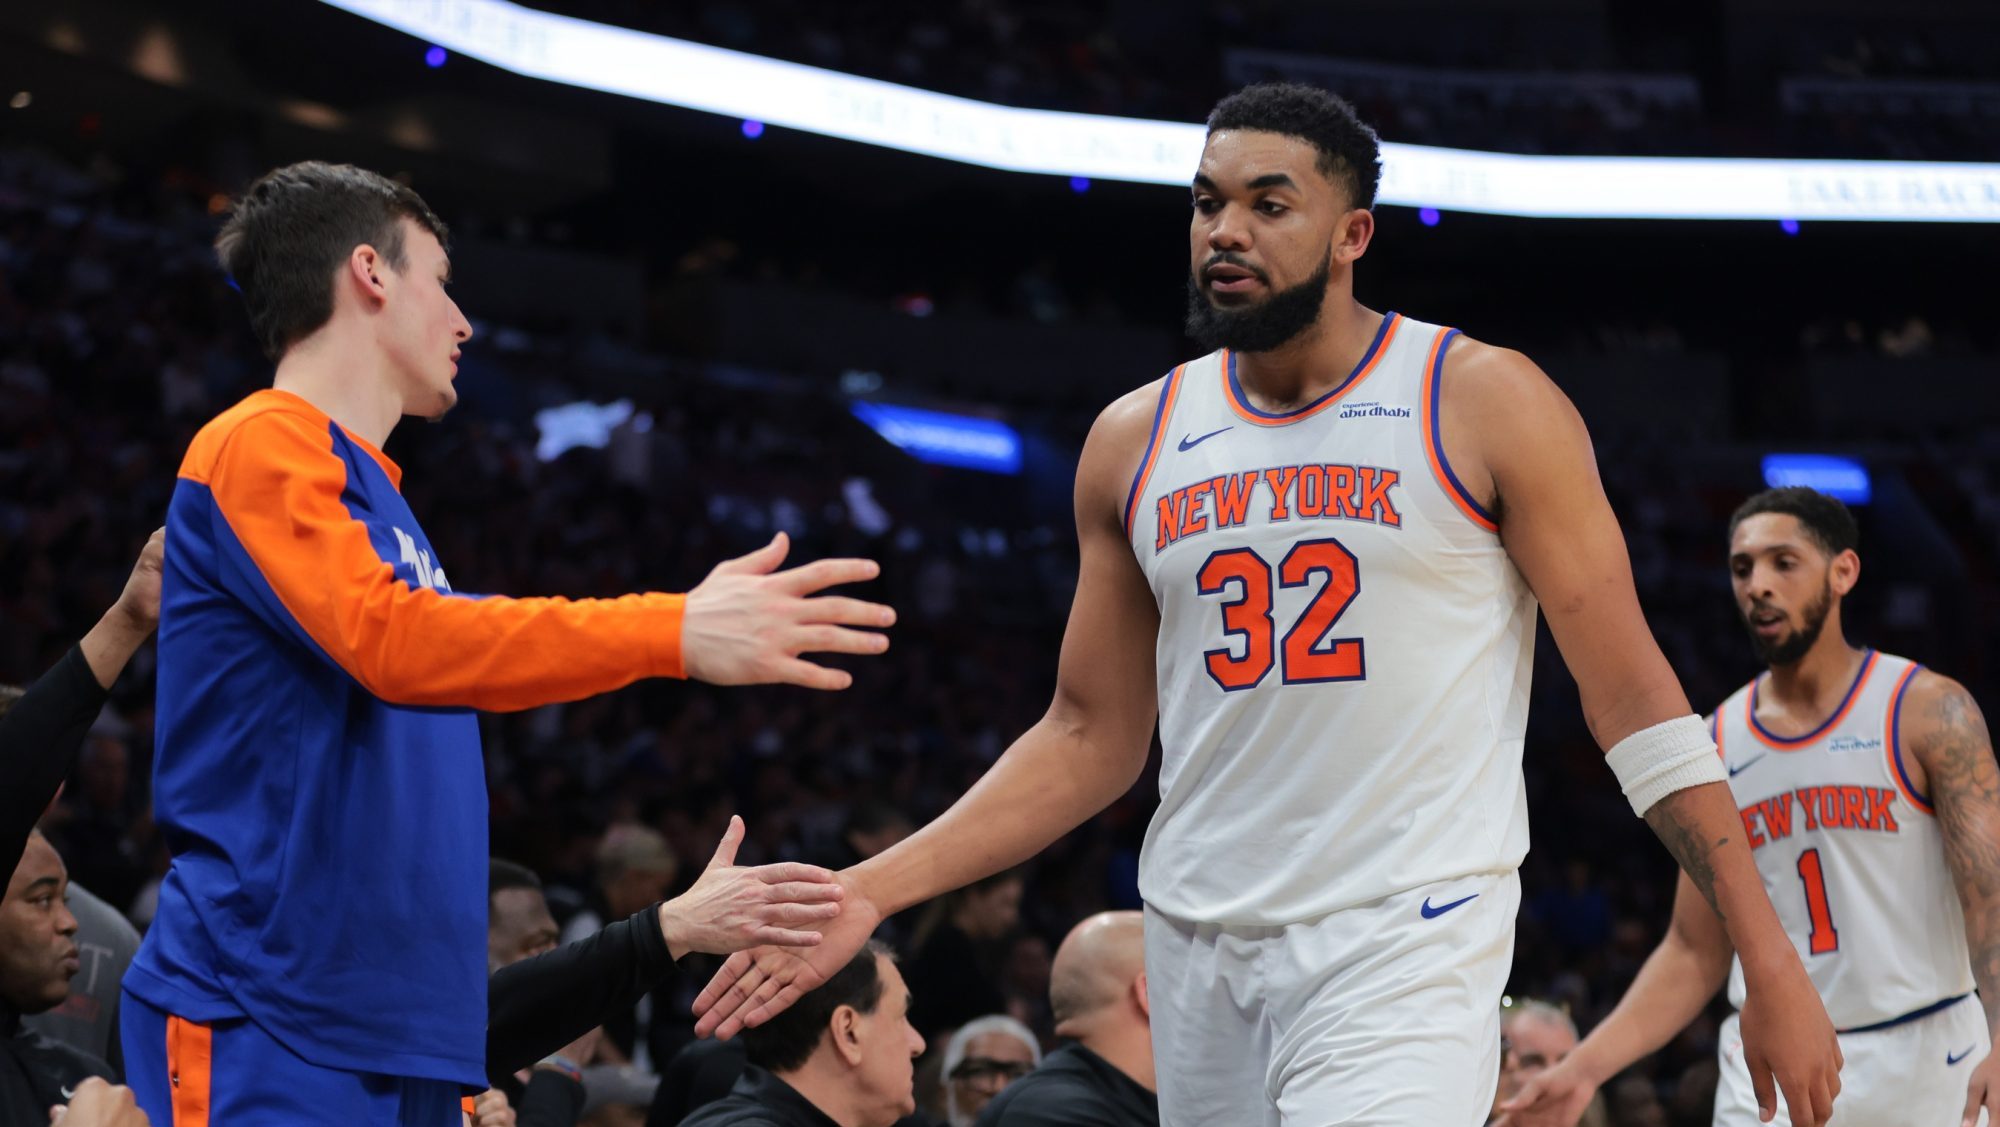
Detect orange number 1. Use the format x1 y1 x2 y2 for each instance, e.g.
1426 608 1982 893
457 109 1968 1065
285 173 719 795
1796 848 1840 955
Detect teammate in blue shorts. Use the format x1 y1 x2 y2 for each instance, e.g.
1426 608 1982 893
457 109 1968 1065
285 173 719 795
123 162 891 1125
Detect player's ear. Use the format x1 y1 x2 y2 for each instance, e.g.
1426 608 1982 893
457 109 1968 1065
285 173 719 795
1334 207 1374 266
1133 971 1150 1020
347 243 390 307
1829 548 1860 597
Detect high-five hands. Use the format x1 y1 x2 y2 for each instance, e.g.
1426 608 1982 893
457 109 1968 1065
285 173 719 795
691 870 883 1040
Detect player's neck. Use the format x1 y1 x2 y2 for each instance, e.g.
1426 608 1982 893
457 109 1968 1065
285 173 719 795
1763 631 1863 712
271 330 404 449
1231 300 1381 412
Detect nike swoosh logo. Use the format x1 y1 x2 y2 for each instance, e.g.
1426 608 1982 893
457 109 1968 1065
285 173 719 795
1178 426 1232 452
60 1086 74 1100
1949 1045 1977 1065
1420 893 1479 919
1728 753 1767 777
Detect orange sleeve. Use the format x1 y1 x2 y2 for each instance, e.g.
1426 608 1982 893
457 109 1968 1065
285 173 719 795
195 408 685 711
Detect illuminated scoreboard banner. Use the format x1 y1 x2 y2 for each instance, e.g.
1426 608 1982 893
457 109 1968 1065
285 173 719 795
318 0 2000 222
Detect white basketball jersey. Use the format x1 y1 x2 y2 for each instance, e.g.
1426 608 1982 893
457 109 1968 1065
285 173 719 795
1127 313 1537 925
1717 651 1974 1029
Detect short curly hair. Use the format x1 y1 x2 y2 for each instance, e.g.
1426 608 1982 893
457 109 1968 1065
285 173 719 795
1206 83 1383 210
1729 486 1861 558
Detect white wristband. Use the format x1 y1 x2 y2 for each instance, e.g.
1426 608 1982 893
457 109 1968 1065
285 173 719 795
1605 714 1727 816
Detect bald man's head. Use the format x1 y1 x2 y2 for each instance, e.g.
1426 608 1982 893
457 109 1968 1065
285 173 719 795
1049 911 1146 1033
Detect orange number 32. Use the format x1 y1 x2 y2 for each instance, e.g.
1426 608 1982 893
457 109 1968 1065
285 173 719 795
1196 538 1366 692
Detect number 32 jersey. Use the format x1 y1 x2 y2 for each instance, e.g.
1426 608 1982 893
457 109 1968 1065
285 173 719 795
1127 313 1538 926
1716 650 1973 1029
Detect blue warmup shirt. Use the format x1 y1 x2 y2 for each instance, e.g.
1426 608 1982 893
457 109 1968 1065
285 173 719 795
126 390 688 1083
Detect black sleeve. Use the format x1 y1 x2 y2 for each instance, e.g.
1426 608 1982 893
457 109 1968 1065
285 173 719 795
487 905 678 1081
0 646 107 870
513 1069 585 1127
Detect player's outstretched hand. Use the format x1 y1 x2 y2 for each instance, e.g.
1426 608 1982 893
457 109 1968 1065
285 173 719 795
691 872 883 1041
49 1078 149 1127
1492 1055 1599 1127
659 816 846 956
1738 956 1842 1126
683 531 894 691
1963 1048 2000 1127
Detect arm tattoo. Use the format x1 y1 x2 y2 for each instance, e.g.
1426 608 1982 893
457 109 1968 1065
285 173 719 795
1645 797 1730 924
1924 682 2000 1029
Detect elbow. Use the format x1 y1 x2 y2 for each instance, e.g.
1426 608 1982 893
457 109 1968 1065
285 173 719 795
1041 698 1153 795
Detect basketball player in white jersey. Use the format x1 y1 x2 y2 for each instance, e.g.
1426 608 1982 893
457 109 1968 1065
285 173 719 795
1497 486 2000 1127
693 83 1841 1126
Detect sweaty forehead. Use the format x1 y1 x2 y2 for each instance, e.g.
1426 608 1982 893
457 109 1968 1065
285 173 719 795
1197 130 1327 191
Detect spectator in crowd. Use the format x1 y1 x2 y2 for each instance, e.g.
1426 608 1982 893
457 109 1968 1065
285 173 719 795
21 874 140 1077
563 827 682 944
488 858 597 1127
0 533 161 1123
977 911 1155 1127
1 831 115 1122
1493 999 1609 1127
905 872 1024 1039
492 859 564 972
939 1017 1039 1127
682 941 925 1127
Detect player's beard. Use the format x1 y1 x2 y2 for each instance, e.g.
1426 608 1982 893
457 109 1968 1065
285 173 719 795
1744 578 1833 667
1184 250 1332 353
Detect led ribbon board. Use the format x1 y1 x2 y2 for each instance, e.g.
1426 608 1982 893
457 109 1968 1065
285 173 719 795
850 402 1023 474
1762 454 1871 503
318 0 2000 221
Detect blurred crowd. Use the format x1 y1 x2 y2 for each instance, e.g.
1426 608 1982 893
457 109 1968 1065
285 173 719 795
1 125 1997 1127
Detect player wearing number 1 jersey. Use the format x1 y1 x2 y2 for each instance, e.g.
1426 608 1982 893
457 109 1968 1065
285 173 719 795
1499 488 2000 1127
692 83 1840 1126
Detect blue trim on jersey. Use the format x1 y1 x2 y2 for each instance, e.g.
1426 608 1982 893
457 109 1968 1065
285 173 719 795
1224 311 1397 420
1748 649 1875 746
1424 328 1497 525
1890 662 1933 809
1123 372 1177 534
1838 992 1967 1034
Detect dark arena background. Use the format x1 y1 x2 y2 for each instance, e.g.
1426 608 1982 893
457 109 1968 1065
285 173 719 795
2 1 1998 1125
